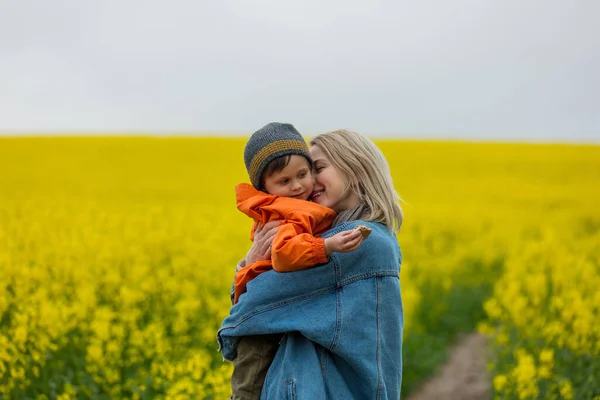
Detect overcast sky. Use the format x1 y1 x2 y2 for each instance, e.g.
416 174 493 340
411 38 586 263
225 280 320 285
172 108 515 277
1 0 598 141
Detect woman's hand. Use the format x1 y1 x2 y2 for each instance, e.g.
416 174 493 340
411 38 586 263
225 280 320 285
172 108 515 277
244 221 281 265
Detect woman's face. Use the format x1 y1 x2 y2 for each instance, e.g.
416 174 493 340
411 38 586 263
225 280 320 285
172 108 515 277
309 144 360 212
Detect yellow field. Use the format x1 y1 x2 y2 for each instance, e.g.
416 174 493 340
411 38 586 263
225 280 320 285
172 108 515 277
0 137 598 399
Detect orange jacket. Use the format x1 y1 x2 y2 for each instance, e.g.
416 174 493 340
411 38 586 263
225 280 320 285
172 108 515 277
234 183 336 303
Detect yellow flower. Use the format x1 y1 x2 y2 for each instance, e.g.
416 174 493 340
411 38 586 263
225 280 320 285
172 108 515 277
493 374 507 392
559 381 573 400
539 349 553 364
537 365 552 379
1 137 598 398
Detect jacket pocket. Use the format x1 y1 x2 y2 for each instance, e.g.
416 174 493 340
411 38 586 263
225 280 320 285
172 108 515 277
285 379 296 400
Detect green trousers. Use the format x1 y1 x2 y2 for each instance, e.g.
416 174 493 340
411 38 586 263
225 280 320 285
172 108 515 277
230 334 282 400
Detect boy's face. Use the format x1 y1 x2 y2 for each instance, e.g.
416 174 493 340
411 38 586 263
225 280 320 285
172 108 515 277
263 155 313 201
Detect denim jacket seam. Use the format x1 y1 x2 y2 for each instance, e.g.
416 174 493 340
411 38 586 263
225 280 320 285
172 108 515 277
338 270 398 287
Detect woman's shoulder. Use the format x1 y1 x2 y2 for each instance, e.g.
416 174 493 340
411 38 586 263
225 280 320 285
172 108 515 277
328 220 401 276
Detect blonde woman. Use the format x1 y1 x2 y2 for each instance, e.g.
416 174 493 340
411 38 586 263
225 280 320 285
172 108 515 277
219 130 404 399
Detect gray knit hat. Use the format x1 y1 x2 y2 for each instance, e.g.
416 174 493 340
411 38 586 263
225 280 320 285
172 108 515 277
244 122 311 189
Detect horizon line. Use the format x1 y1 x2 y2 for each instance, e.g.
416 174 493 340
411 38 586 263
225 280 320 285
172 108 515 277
0 132 598 146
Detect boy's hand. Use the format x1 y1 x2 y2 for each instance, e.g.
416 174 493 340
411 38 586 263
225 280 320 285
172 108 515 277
324 229 363 255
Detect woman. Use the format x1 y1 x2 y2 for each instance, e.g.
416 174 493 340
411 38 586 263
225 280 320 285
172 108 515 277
219 129 404 399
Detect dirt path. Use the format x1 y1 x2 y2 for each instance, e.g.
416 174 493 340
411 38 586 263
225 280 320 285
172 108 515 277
406 333 490 400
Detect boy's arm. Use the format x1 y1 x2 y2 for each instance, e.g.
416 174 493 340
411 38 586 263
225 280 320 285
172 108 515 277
272 223 365 272
271 222 328 272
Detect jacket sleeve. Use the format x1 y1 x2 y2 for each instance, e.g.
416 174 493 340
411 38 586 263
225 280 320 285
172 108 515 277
218 255 339 361
271 222 328 272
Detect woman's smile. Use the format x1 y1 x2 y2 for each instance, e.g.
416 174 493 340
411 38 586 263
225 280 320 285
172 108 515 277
310 189 324 201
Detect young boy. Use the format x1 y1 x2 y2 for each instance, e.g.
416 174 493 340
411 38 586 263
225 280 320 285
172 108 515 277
230 122 366 400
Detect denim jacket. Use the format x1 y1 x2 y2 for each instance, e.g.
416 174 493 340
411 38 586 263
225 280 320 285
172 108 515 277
218 221 404 399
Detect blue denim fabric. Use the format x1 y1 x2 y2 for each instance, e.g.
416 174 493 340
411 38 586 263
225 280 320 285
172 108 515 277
218 221 404 399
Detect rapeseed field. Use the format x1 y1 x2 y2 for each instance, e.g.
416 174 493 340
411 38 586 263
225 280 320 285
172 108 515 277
0 137 598 399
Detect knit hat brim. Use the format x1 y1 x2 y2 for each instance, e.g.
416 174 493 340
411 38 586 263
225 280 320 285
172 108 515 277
249 139 310 187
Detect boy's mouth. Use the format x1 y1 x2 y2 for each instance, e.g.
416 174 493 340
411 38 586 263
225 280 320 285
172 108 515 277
291 192 306 199
310 190 324 201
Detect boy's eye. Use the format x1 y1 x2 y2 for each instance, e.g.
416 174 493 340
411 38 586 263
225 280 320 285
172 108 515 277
279 179 289 185
299 171 307 178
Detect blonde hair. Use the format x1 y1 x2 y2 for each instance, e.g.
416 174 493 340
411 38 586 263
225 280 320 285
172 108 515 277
310 130 404 232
